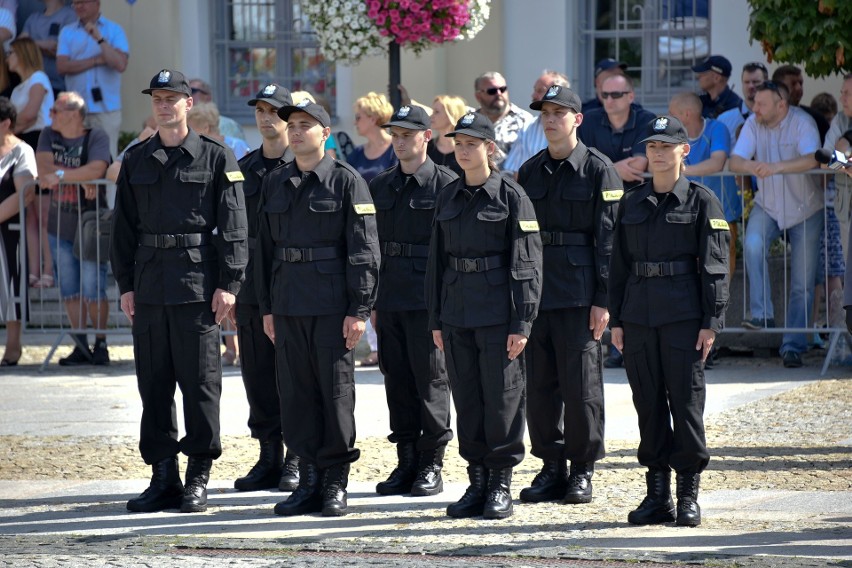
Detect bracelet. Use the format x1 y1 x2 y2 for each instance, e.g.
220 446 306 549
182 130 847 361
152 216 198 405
97 38 105 44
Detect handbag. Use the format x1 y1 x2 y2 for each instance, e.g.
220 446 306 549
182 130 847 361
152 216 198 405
73 208 113 262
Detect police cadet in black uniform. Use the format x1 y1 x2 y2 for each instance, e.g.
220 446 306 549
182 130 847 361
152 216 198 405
111 69 248 513
232 83 301 493
517 85 621 505
255 100 380 517
425 112 542 520
370 105 456 497
609 116 729 527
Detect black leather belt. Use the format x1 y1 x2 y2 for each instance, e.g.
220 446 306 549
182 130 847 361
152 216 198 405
381 241 429 258
539 231 593 246
139 233 211 248
448 254 506 273
633 260 697 277
274 246 342 263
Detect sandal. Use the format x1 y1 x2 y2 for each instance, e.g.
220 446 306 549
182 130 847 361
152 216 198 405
28 274 39 287
38 274 55 288
221 349 237 367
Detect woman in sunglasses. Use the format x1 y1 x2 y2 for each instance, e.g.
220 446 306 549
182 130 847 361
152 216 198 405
425 112 542 520
609 115 729 528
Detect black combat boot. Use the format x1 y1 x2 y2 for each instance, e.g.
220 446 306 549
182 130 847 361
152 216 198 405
519 459 568 503
126 456 184 513
410 445 445 497
563 461 594 504
627 469 676 525
321 463 351 517
278 450 300 492
446 464 487 518
180 456 212 513
375 442 417 495
274 460 322 516
483 468 514 519
234 439 283 492
676 472 702 527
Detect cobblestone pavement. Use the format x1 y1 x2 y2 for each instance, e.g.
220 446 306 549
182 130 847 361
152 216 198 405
0 343 850 567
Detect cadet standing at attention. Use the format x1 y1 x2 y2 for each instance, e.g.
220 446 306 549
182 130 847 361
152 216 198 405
111 69 248 514
370 105 456 498
255 100 380 517
232 83 301 494
517 85 621 506
609 115 729 528
425 112 542 520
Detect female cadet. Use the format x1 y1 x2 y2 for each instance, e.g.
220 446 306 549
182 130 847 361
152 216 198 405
609 116 729 528
425 112 542 519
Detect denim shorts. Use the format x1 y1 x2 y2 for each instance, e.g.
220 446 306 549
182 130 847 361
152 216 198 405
47 233 109 300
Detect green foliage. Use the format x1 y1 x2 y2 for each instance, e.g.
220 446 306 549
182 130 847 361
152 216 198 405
118 130 138 154
748 0 851 78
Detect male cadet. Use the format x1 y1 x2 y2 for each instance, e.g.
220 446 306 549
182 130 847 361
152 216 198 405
111 69 248 513
692 55 743 119
255 100 380 517
517 85 621 505
232 83 301 493
370 105 456 497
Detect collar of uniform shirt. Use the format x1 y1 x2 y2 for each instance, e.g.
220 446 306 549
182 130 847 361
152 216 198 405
392 157 435 190
542 140 587 173
639 175 691 204
146 129 200 162
450 170 501 201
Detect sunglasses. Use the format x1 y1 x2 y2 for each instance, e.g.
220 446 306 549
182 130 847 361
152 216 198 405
743 61 768 73
480 86 508 96
756 81 781 93
49 106 71 113
601 91 630 99
191 87 210 95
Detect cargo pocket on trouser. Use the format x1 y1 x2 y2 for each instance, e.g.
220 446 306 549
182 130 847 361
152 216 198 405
623 340 653 404
580 341 603 402
321 346 354 399
486 340 520 392
669 343 705 406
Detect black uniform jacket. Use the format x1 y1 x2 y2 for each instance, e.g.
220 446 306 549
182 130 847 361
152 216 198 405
518 142 622 310
255 154 380 320
425 170 543 337
111 129 248 304
237 146 294 306
370 158 457 312
608 176 730 332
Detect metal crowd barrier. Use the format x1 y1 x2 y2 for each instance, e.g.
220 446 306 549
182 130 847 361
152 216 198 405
7 169 851 374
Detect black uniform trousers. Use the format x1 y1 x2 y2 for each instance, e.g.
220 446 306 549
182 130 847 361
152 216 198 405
273 313 359 470
443 323 526 470
622 318 709 474
132 302 222 464
525 307 605 463
376 309 452 451
235 302 281 442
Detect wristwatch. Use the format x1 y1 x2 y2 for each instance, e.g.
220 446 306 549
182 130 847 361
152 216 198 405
55 169 65 180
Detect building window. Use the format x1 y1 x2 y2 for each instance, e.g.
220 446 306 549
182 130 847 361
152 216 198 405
212 0 336 122
578 0 710 113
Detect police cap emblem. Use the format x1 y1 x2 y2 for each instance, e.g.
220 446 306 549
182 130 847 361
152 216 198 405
296 99 311 108
157 70 170 84
461 113 475 126
397 106 411 118
546 85 560 98
262 84 276 96
653 117 668 131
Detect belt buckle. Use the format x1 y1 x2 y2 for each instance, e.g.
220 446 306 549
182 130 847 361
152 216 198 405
159 234 177 248
644 262 663 277
540 232 552 245
386 242 402 256
287 248 303 262
461 258 478 272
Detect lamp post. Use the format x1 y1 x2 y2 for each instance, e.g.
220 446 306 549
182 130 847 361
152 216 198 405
389 41 401 109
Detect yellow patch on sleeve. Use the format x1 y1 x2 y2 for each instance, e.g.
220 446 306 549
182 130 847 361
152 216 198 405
353 203 376 215
602 189 624 202
225 171 245 182
519 220 540 232
709 219 729 230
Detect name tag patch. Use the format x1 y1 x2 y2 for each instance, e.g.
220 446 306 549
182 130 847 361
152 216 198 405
353 203 376 215
519 220 539 232
226 171 245 182
602 189 624 202
710 219 729 230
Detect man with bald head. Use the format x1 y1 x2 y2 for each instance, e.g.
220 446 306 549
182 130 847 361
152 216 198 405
473 71 533 166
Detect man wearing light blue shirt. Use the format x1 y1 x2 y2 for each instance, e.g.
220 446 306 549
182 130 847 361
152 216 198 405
57 0 129 159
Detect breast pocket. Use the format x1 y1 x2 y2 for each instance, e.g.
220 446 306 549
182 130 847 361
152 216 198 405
263 193 292 241
178 169 213 212
409 195 437 241
664 211 698 255
129 168 159 214
476 205 509 245
562 180 595 227
309 198 344 241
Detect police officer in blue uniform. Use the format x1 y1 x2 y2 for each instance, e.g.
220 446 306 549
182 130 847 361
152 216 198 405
232 83 301 493
426 112 542 519
609 115 729 527
255 101 380 517
370 105 456 497
112 69 248 513
517 86 622 506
